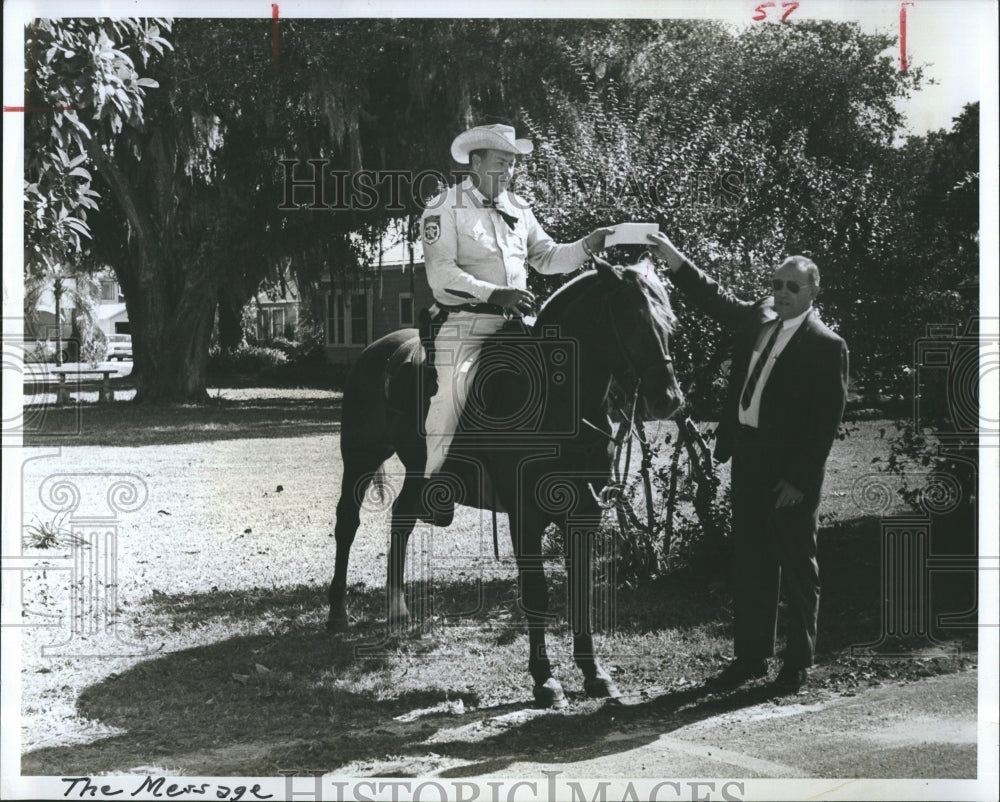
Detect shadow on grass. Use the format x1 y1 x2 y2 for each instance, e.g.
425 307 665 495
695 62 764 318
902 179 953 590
237 510 970 662
22 395 343 447
816 516 979 655
20 616 774 778
144 563 728 638
21 516 978 777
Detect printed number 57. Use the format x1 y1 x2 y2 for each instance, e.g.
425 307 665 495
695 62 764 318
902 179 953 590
753 1 800 21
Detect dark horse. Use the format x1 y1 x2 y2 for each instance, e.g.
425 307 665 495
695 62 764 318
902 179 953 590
327 258 683 707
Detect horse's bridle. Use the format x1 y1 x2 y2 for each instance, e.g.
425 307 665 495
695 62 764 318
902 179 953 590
581 276 677 510
602 275 674 389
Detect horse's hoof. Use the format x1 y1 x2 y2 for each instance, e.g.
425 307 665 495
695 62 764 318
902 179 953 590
533 677 568 709
584 676 622 699
583 667 622 699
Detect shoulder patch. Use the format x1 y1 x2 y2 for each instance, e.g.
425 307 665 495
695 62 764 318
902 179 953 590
423 215 441 245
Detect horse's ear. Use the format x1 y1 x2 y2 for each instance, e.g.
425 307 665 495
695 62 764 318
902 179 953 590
593 255 622 283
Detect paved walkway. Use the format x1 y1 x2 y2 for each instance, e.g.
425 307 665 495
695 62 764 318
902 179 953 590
489 670 980 779
405 669 995 800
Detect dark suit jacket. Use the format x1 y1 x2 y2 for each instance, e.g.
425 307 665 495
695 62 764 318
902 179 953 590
670 261 848 499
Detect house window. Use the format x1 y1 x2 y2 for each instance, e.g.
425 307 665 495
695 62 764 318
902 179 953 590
399 293 414 327
327 293 342 345
100 278 125 301
327 291 369 346
350 293 367 346
259 307 286 340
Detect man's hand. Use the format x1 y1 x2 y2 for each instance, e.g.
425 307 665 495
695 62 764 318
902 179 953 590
488 287 536 316
773 479 805 508
646 231 687 272
583 227 615 255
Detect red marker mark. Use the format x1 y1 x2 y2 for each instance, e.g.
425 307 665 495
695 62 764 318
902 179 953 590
781 1 799 21
272 4 280 71
752 1 798 22
900 2 913 71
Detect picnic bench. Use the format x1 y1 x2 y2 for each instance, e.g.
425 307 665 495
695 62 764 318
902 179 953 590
49 367 118 404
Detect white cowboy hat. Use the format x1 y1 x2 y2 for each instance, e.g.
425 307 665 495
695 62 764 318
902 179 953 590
450 124 534 164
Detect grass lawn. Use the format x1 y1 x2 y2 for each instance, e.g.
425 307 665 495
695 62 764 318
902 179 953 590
13 391 978 777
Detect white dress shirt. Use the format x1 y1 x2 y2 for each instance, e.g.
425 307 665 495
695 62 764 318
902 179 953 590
738 307 812 427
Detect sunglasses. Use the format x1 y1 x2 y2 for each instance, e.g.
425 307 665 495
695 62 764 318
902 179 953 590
771 279 807 293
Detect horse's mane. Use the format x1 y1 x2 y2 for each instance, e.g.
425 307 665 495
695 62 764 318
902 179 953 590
536 263 676 331
535 269 603 326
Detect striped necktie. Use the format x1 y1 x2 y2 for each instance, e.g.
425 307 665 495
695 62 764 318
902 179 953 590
740 322 782 410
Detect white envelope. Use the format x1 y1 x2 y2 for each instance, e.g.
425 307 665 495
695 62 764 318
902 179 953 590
605 222 660 247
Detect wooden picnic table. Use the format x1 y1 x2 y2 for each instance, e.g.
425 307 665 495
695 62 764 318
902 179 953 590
49 367 118 404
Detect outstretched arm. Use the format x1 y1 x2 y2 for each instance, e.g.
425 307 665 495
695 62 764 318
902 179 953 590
646 231 688 273
646 231 759 330
524 205 614 275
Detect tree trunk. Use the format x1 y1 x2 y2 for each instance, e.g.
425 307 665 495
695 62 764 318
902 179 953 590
125 265 217 403
54 288 64 366
90 135 224 403
70 312 84 365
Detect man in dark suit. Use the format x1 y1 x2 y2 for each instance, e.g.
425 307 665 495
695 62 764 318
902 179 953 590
647 231 848 693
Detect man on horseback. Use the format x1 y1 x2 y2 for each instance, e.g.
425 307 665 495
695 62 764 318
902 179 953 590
421 123 613 482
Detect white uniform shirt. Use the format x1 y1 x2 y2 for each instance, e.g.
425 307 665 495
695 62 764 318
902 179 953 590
421 178 588 306
738 306 813 428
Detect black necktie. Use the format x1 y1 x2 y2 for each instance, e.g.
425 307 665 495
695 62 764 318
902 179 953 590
740 322 782 410
481 198 518 230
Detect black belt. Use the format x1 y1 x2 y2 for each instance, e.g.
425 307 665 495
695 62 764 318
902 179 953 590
440 302 509 316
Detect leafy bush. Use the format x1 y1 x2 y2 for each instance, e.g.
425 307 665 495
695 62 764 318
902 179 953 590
208 343 288 375
881 424 977 517
662 473 732 579
259 334 326 364
877 323 978 524
81 330 107 367
545 421 732 588
24 342 58 364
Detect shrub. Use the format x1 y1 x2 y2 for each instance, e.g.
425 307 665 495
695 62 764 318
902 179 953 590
881 424 977 517
545 420 732 588
208 342 288 375
25 342 57 364
81 330 107 367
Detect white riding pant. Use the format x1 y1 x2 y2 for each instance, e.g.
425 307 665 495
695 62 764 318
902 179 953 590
423 312 508 478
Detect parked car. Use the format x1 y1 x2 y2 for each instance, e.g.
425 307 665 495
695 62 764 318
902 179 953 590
105 333 133 361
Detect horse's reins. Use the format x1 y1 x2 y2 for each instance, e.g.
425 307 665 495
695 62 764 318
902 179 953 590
584 276 673 520
487 268 674 561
